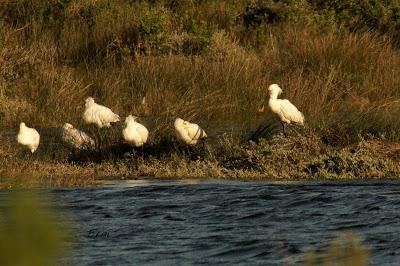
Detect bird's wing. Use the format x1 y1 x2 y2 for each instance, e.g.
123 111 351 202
136 123 149 141
75 129 93 145
280 99 305 124
82 107 96 123
186 123 205 140
62 129 79 147
62 129 73 143
97 105 119 121
175 127 192 144
122 126 134 141
28 128 40 143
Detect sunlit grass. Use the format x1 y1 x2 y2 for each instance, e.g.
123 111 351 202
1 1 399 143
0 0 399 187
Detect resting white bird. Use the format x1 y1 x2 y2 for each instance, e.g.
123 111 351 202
258 84 304 136
16 122 40 153
122 115 149 147
174 118 207 145
61 123 95 150
82 97 120 128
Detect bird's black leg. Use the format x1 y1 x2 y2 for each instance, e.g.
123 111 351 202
281 122 287 137
186 146 191 158
96 129 102 159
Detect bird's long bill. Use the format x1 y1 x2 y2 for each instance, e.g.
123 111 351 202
257 94 269 113
257 103 265 113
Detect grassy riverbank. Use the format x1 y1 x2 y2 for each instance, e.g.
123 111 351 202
1 128 399 188
1 1 400 187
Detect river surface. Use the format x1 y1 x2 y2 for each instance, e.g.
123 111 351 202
12 179 400 265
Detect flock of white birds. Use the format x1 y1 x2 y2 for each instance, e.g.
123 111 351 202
16 84 304 153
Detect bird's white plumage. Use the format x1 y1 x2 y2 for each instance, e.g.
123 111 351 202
82 97 120 128
61 123 95 150
16 122 40 153
267 84 304 125
174 118 207 145
122 115 149 147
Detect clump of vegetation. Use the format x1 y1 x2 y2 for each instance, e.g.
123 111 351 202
0 192 70 266
0 0 399 186
1 129 399 188
304 232 369 266
309 0 400 39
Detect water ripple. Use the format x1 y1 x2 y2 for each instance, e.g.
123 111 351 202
23 179 400 265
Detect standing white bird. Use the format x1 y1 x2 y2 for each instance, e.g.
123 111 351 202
122 115 149 147
258 84 304 136
82 97 120 128
61 123 95 150
16 122 40 153
174 118 207 145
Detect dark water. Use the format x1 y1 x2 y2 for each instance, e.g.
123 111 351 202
39 180 400 264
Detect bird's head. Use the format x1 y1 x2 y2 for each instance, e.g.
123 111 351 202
19 122 26 129
85 97 95 107
125 115 138 124
268 84 282 97
174 118 185 129
63 123 73 130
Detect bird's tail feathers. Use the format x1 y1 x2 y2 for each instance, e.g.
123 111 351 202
114 114 121 122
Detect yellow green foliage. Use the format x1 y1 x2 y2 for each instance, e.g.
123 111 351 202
0 192 69 266
304 232 369 266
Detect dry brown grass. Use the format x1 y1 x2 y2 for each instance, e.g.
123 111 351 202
363 139 400 162
2 22 399 142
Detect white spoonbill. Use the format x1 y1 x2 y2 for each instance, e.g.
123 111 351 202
61 123 95 150
258 84 304 136
82 97 120 128
174 118 207 145
122 115 149 147
16 122 40 153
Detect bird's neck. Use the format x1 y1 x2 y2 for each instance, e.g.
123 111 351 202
268 94 281 113
269 93 279 100
85 102 95 109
